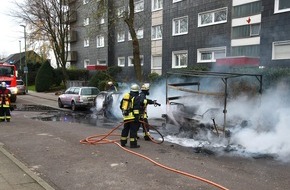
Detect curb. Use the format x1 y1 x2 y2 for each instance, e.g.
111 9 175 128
0 142 55 190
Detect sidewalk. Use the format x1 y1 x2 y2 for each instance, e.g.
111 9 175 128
28 91 58 101
0 91 56 190
0 143 54 190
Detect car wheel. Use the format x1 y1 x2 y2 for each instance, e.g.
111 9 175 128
71 101 76 111
58 99 64 108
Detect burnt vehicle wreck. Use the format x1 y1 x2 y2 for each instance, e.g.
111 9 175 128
162 70 263 141
95 91 123 119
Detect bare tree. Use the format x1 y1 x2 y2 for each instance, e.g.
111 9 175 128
125 0 143 82
92 0 144 82
12 0 73 83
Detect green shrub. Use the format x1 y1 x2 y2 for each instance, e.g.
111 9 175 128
35 61 54 92
88 71 111 90
67 69 89 80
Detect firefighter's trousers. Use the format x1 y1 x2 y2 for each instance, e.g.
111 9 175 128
0 106 11 121
120 120 139 146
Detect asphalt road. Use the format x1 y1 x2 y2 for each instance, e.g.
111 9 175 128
0 94 289 190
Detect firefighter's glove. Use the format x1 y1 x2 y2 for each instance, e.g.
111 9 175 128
9 106 14 111
154 100 161 107
122 110 129 116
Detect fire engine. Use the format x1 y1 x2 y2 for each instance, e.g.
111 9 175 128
0 63 18 102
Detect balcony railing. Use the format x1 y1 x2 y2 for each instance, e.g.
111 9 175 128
67 51 78 62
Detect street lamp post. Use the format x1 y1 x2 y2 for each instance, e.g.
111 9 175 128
19 40 22 71
20 25 28 93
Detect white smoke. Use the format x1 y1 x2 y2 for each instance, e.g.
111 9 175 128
146 78 290 162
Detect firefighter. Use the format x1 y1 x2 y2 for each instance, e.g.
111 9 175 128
0 82 12 122
107 81 117 92
139 83 161 140
120 84 141 148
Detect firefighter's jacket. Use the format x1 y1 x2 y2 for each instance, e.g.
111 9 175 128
120 91 140 121
139 91 155 119
0 88 11 108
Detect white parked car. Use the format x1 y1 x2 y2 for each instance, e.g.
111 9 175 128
58 86 100 111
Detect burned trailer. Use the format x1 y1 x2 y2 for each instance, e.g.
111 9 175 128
163 70 263 138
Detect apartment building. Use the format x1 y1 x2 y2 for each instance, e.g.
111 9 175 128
67 0 290 80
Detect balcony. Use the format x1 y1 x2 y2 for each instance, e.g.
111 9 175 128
63 0 77 5
63 10 77 24
68 30 77 42
67 51 78 62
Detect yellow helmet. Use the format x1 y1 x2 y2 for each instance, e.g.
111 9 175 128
141 83 150 91
130 84 140 92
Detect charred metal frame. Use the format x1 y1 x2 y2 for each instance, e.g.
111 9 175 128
166 70 263 134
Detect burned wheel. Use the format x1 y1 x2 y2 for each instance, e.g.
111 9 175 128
58 99 64 108
71 101 77 111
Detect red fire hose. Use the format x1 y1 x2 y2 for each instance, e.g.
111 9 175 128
80 120 229 190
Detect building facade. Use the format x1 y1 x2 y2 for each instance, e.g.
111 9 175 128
67 0 290 80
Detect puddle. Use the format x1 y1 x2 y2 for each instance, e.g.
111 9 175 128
14 104 58 112
16 104 117 128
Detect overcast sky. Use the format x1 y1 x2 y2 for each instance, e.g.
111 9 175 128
0 0 24 57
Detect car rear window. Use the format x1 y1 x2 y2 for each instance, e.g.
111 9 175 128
17 80 24 85
81 88 99 95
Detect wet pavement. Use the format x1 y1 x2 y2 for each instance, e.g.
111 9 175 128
0 91 289 190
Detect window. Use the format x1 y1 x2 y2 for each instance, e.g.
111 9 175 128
84 38 89 47
198 8 227 27
97 60 107 65
83 0 89 5
172 51 187 68
117 6 125 17
84 59 90 68
152 56 162 69
172 16 188 36
173 0 183 3
151 25 162 40
135 1 144 10
233 1 262 18
99 16 105 24
118 57 126 67
232 45 260 57
250 24 260 36
128 55 144 67
83 18 90 26
197 47 226 63
134 0 144 13
128 28 143 40
232 24 261 39
117 31 125 42
96 35 104 48
272 41 290 60
274 0 290 13
152 0 163 11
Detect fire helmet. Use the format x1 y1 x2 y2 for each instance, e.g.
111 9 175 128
130 84 140 92
141 83 150 91
1 82 6 88
108 81 113 85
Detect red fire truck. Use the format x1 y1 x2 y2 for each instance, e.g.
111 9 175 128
0 63 18 102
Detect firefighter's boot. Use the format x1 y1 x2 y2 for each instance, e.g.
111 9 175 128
144 132 153 141
130 139 140 148
120 137 127 147
144 136 151 141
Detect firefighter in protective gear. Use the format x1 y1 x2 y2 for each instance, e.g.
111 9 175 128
0 82 12 122
120 84 141 148
107 81 117 92
139 83 161 140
